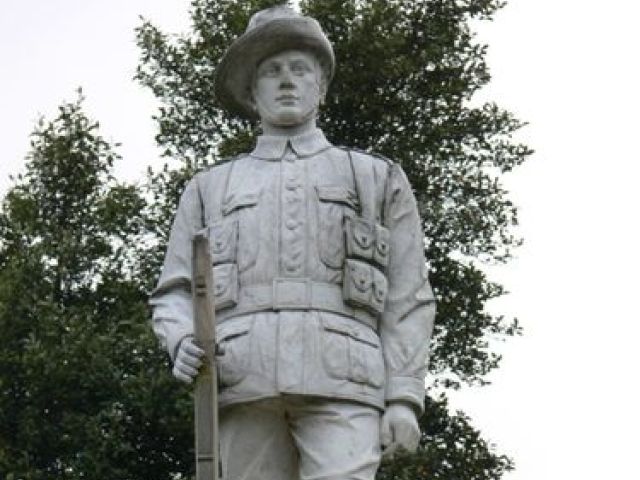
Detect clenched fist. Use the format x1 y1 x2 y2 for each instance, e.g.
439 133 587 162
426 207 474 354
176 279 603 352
172 335 205 383
380 402 421 459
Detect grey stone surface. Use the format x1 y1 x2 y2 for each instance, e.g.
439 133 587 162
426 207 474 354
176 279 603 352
150 5 436 479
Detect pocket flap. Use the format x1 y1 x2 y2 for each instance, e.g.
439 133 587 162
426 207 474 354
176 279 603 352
316 185 358 209
217 316 252 342
222 191 260 216
320 314 379 348
350 218 375 249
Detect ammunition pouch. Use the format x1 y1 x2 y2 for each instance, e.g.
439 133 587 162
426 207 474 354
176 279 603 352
345 217 390 267
343 258 388 316
341 150 390 317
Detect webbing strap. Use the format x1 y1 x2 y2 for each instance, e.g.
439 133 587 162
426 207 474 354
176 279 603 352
215 279 379 332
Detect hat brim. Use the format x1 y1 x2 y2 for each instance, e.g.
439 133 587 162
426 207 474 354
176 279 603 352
214 17 335 119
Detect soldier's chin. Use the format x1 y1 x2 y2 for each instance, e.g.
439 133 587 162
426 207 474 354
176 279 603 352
272 110 305 126
268 105 319 127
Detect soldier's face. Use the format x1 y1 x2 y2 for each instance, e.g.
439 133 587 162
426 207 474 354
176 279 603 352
252 49 324 129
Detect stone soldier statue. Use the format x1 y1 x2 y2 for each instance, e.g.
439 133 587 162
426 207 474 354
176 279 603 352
150 6 436 480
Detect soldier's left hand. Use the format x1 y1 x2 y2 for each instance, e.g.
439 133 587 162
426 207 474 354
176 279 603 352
380 402 420 459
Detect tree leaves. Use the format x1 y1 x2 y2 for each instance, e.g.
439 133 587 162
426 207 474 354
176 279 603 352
0 93 192 479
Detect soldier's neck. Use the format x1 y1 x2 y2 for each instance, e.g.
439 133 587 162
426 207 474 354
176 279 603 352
260 117 317 137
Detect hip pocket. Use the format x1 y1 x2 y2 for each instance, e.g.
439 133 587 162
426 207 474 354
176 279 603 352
320 314 384 388
216 316 253 387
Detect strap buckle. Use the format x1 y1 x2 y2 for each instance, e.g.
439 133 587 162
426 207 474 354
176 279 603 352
272 278 312 310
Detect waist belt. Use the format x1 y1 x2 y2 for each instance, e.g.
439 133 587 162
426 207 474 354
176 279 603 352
216 278 378 332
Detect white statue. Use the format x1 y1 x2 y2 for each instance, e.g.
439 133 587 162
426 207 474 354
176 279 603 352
150 6 436 479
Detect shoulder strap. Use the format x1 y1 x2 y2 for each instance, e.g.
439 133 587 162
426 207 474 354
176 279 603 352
348 149 378 223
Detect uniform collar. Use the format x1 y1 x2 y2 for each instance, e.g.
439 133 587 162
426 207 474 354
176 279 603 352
250 128 332 160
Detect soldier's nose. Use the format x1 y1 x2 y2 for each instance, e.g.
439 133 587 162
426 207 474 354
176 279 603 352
279 79 295 90
279 69 295 88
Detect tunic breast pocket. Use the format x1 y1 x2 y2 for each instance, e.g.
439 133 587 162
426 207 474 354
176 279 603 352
208 218 238 265
222 190 261 272
315 185 358 270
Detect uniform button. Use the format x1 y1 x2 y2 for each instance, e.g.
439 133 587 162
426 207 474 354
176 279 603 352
285 262 300 273
285 218 299 230
284 154 296 163
285 180 300 190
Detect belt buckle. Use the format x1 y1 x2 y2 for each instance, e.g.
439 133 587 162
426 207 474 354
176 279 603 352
273 278 312 310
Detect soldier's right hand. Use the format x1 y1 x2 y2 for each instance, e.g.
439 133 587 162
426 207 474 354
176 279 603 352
172 335 205 383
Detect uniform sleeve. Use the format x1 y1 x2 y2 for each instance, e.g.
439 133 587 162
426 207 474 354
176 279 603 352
149 176 203 361
381 163 436 414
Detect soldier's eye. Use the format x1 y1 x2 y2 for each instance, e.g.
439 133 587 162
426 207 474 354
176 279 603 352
259 63 280 77
291 62 311 75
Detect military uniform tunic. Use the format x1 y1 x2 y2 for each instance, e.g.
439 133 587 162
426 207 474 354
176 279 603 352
150 128 435 414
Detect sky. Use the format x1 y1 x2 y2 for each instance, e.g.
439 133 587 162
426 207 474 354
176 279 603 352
1 1 639 479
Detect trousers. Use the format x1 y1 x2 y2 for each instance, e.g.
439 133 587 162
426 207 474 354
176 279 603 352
219 395 382 480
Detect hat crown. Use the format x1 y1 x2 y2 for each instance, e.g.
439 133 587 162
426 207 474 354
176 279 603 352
246 5 300 32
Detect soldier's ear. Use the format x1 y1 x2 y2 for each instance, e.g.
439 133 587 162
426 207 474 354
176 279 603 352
247 69 260 112
318 74 328 106
247 86 258 114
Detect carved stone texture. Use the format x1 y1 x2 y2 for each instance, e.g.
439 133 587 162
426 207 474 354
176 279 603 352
150 6 436 479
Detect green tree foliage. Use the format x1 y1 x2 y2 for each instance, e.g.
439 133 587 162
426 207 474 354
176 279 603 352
0 93 192 479
135 0 531 478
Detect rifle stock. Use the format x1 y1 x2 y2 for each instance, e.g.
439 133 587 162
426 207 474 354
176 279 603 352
192 232 220 480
